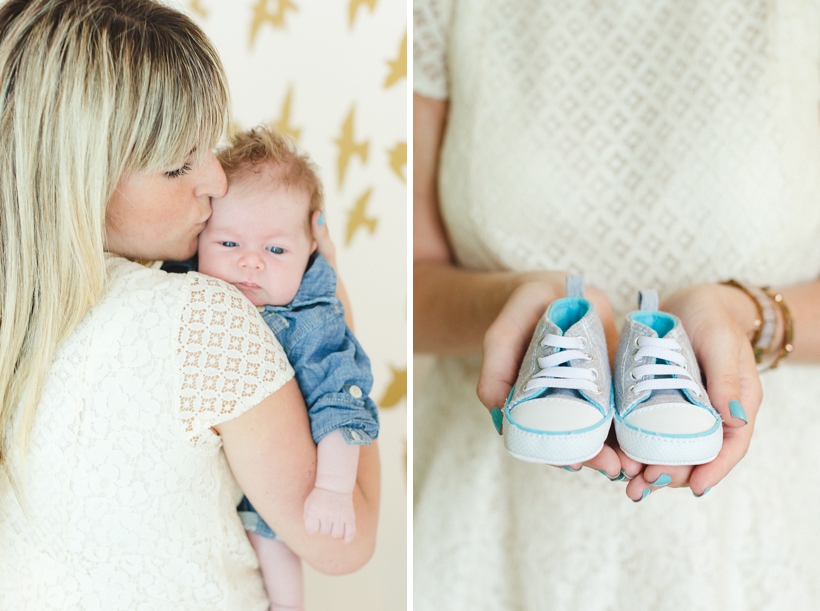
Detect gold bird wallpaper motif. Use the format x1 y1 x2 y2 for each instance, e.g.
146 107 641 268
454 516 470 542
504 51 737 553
183 1 406 609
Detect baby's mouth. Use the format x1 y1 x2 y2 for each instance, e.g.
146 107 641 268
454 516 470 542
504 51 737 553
236 281 261 290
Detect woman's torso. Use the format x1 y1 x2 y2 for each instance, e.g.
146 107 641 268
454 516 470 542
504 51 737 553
0 257 284 610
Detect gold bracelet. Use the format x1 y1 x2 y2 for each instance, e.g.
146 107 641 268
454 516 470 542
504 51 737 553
760 286 794 369
721 279 771 364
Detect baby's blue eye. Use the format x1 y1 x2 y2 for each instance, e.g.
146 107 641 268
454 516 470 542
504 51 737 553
220 241 238 247
267 246 285 254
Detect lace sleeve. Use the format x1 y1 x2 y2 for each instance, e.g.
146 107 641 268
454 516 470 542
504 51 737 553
413 0 453 99
175 273 294 447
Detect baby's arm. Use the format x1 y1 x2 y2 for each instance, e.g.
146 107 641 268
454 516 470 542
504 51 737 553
303 429 360 543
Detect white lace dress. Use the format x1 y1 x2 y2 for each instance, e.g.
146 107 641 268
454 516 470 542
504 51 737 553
0 256 294 610
414 1 820 609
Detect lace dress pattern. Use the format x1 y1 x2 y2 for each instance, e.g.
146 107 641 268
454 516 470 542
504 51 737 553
414 1 820 609
0 257 293 610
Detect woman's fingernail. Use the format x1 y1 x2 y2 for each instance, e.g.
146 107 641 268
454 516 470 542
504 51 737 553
490 408 503 435
620 469 634 481
317 212 325 226
693 487 712 498
562 465 582 472
649 473 671 487
633 488 650 503
729 400 747 424
598 469 621 481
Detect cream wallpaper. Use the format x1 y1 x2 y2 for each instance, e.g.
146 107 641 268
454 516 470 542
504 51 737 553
178 1 407 609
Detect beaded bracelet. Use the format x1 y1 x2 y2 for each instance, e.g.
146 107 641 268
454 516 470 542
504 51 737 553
721 279 776 364
760 286 795 369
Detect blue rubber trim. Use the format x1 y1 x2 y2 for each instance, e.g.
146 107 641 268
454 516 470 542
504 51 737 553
615 410 722 439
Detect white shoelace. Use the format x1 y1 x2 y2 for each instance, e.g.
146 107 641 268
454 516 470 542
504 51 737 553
629 336 702 397
523 334 601 394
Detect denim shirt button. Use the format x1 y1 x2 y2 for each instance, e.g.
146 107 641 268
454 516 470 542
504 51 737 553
256 306 266 313
349 385 363 399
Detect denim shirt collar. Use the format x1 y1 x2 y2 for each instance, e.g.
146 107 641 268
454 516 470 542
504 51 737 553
261 252 336 312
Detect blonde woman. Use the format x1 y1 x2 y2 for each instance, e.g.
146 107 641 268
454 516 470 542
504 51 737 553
0 1 379 608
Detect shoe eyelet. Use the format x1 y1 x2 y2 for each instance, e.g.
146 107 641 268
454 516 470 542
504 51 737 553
586 354 595 363
629 369 640 381
628 384 637 394
595 385 603 394
590 369 599 381
634 336 642 348
631 354 642 363
682 362 688 370
578 336 588 348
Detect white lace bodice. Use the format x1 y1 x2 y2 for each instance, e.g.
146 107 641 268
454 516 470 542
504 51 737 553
0 256 293 610
415 0 820 317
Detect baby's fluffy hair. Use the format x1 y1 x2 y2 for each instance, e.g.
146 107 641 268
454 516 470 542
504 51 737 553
217 125 324 219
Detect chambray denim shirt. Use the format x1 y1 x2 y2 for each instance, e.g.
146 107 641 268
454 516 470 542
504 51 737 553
256 252 379 446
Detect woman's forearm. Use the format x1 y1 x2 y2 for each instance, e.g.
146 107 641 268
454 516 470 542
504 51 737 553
216 379 380 575
779 279 820 362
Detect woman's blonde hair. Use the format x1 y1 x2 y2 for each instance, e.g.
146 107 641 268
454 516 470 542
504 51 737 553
0 0 228 483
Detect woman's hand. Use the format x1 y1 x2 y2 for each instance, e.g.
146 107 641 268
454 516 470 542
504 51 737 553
311 209 355 330
620 283 763 500
476 273 622 476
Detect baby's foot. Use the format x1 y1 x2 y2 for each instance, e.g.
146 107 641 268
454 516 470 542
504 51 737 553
303 486 356 543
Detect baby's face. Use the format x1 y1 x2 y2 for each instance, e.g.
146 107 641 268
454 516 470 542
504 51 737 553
198 175 315 307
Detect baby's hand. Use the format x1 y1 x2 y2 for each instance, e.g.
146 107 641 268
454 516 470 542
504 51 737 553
311 210 337 269
303 486 356 543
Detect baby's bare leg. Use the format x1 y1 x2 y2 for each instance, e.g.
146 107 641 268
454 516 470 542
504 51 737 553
247 531 304 611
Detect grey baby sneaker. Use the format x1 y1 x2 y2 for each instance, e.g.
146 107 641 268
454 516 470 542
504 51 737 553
502 276 613 465
613 290 723 465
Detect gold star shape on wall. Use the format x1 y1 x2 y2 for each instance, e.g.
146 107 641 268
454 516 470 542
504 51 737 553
189 0 208 18
274 86 301 142
345 188 377 245
384 30 406 88
250 0 298 48
379 365 407 408
348 0 377 29
387 141 406 183
334 106 369 189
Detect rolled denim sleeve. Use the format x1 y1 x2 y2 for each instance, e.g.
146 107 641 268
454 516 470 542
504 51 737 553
283 305 380 445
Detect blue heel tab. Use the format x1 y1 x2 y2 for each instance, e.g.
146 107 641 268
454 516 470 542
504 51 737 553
566 275 585 298
548 297 591 333
629 311 675 337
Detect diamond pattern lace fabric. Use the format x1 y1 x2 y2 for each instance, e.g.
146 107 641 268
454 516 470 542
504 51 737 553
0 256 293 610
414 1 820 608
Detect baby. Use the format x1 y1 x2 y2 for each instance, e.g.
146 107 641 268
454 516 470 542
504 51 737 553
198 125 379 611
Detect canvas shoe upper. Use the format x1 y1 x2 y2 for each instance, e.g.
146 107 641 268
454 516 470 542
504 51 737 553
613 290 723 466
502 276 613 465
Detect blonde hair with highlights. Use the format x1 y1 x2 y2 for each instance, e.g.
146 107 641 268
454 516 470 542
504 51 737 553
217 125 325 229
0 0 228 483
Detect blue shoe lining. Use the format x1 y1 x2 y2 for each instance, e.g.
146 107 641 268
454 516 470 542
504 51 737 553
548 298 591 333
629 311 675 337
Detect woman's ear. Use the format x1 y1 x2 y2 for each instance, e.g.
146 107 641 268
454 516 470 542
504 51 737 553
311 239 318 254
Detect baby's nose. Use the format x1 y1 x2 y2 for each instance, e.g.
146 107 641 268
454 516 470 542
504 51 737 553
239 252 265 270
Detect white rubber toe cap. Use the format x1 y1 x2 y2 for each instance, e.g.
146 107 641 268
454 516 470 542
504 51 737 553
625 402 718 435
509 396 605 433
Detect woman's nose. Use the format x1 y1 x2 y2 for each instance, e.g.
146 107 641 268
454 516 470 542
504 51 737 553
196 151 228 199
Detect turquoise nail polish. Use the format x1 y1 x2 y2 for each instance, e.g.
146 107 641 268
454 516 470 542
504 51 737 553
317 212 325 226
729 400 747 424
649 473 671 487
490 408 503 434
633 488 650 503
598 469 619 480
620 469 634 481
693 487 712 498
562 465 581 472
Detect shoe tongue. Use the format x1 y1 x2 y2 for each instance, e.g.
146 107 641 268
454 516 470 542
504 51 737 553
637 388 685 407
